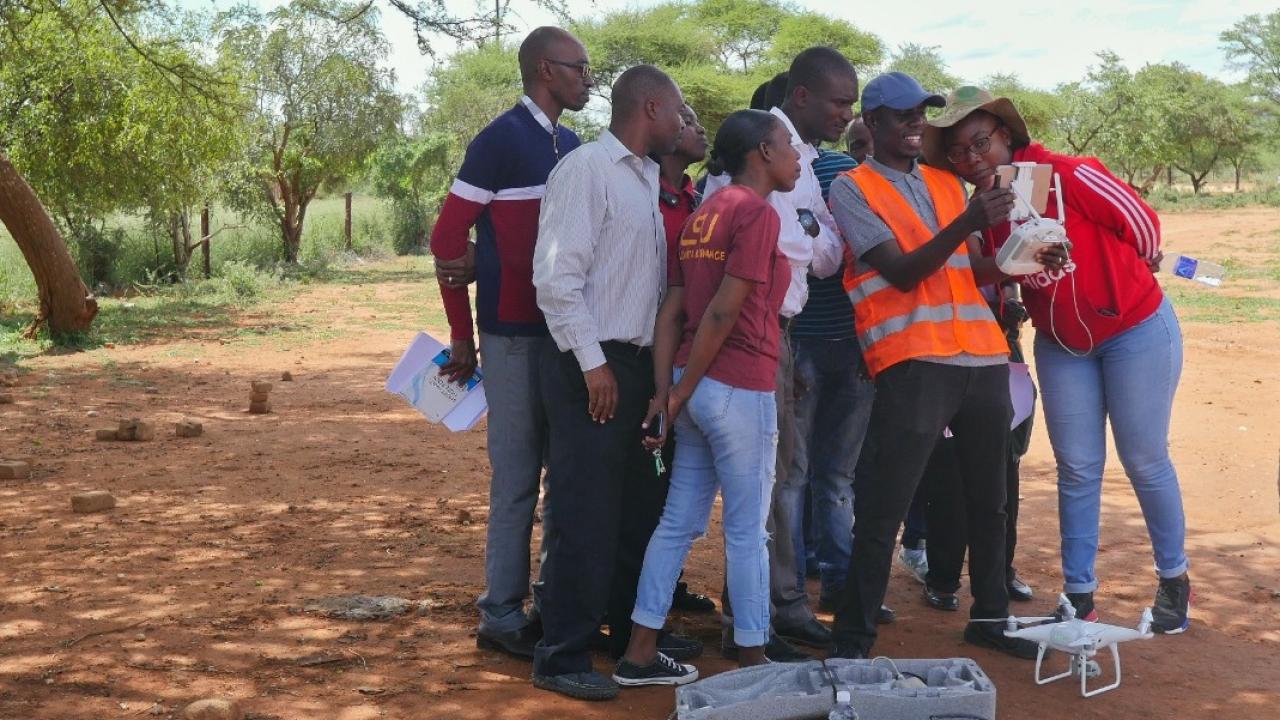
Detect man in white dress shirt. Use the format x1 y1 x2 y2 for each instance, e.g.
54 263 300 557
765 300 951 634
530 64 695 702
704 46 859 656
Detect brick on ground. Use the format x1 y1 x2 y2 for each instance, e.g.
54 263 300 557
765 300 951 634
175 420 203 437
71 490 116 513
0 461 30 480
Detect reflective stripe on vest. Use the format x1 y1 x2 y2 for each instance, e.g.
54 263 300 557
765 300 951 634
840 163 1008 377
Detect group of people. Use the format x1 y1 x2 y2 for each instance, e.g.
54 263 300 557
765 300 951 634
428 26 1193 703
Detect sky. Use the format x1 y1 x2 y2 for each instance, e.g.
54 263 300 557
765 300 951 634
186 0 1275 96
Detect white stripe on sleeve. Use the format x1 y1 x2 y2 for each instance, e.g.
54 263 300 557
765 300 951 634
1074 165 1158 257
449 178 495 205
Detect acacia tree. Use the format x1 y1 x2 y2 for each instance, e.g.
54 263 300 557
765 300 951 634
1221 10 1280 104
218 1 401 263
0 0 233 333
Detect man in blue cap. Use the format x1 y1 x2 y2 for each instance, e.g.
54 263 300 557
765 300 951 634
825 72 1041 660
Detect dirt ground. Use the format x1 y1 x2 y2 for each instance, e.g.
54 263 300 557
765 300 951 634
2 210 1278 720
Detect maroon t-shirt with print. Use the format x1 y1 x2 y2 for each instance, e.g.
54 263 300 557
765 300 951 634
671 184 789 391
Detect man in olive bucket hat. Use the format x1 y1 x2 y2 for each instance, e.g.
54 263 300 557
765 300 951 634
921 86 1193 635
917 86 1038 612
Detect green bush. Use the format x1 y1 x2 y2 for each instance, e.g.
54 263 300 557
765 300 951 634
1148 186 1280 212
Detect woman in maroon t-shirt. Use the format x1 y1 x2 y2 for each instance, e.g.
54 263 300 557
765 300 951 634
611 110 800 684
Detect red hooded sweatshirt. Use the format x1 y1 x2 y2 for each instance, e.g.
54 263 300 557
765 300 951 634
982 143 1164 351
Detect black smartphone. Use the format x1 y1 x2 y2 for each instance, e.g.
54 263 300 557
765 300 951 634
645 412 665 439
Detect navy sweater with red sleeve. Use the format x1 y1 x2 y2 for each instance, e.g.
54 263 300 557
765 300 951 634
429 99 581 340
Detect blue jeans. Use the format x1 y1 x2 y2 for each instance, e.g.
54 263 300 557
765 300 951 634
632 372 778 648
1034 298 1188 593
476 333 550 633
784 337 875 593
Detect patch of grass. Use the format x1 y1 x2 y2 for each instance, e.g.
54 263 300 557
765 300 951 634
1148 187 1280 212
1163 284 1280 323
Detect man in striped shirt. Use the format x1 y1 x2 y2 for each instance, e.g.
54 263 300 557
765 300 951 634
789 146 880 618
427 26 591 660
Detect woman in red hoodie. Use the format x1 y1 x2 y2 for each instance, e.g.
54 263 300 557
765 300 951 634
923 87 1190 634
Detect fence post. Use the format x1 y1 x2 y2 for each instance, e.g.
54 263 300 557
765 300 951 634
344 192 353 250
200 206 211 279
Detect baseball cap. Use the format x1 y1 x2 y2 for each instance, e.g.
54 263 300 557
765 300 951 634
861 72 946 112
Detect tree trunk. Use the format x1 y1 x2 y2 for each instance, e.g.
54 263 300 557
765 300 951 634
200 206 211 279
344 191 353 250
1167 167 1173 187
0 150 97 336
1190 175 1205 195
1235 163 1242 193
170 211 192 271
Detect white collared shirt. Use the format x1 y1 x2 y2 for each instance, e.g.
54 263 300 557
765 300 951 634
703 106 843 317
533 130 666 371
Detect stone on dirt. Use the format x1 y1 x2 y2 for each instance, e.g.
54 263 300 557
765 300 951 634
250 381 273 394
181 698 244 720
0 393 13 404
71 490 116 513
95 429 119 441
249 391 271 404
248 401 272 414
281 371 293 381
117 418 155 441
304 595 412 621
175 420 204 438
0 461 30 480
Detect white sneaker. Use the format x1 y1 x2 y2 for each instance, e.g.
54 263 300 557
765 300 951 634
898 546 929 585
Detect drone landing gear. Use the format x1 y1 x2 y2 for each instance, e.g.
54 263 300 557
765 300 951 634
1033 643 1123 697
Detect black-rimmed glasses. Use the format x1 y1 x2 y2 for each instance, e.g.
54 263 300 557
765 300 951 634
946 122 1004 163
545 59 592 79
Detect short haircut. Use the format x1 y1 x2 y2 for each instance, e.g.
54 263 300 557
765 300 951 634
518 26 577 86
764 72 789 110
612 64 678 120
749 80 770 111
785 46 856 99
712 109 781 177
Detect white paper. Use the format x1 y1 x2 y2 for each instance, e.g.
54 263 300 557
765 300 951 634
1009 362 1035 429
385 332 488 432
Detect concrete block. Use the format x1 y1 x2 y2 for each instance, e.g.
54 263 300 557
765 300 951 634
250 381 273 394
0 461 30 479
175 420 203 438
95 429 119 441
248 401 272 414
249 391 271 404
118 418 154 441
71 490 116 513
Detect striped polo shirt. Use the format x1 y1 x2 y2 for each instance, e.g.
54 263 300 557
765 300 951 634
792 148 858 340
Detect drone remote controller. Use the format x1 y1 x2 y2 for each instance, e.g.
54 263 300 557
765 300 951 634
995 171 1070 276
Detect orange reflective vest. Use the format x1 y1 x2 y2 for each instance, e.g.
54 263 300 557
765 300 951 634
841 163 1008 377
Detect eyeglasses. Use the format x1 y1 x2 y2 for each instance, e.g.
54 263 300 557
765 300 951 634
946 123 1003 163
545 59 592 80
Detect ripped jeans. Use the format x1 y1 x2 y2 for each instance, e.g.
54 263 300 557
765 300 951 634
631 370 779 648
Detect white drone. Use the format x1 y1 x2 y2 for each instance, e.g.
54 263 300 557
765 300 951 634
975 594 1154 697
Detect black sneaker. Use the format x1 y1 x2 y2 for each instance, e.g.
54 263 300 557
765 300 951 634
963 621 1040 660
671 582 716 613
612 652 699 687
1151 574 1191 634
721 632 810 662
657 630 703 661
1054 592 1098 622
532 670 620 701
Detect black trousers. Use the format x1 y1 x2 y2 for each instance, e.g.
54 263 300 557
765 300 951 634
532 342 663 677
921 425 1026 593
833 360 1012 654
